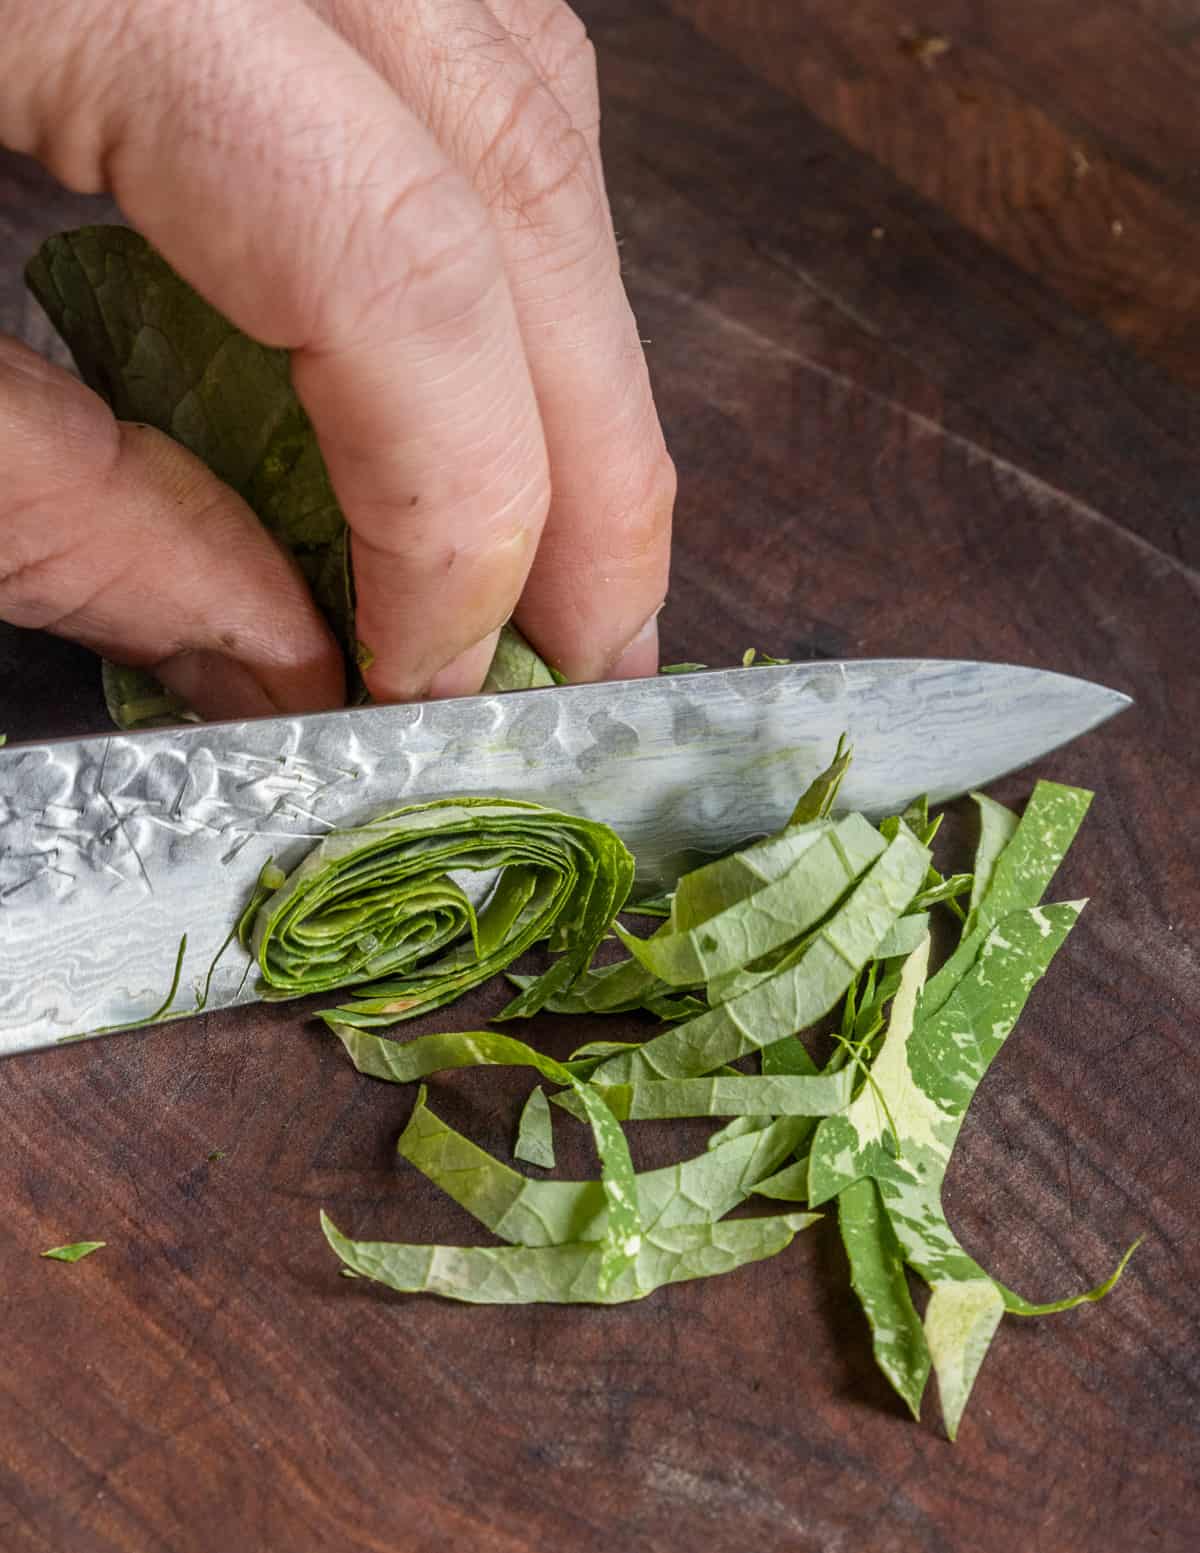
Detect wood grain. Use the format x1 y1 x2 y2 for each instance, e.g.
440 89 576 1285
1 2 1198 1549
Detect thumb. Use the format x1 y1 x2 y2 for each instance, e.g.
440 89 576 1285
0 338 343 720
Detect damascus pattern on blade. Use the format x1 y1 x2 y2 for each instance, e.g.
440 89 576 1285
0 660 1127 1052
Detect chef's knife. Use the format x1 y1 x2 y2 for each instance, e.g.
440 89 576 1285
0 659 1128 1055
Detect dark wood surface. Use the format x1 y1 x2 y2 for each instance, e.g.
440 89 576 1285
2 2 1198 1548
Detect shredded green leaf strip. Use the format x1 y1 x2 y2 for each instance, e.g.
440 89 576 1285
558 1071 854 1121
321 1207 817 1305
57 933 190 1044
838 1176 930 1419
805 901 1139 1436
41 1241 106 1263
966 792 1019 933
919 781 1092 1023
787 733 852 825
614 813 885 989
592 827 930 1082
514 1086 556 1169
393 1085 812 1246
330 1030 640 1289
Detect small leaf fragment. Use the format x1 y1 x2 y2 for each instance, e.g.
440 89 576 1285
42 1242 106 1263
514 1087 556 1169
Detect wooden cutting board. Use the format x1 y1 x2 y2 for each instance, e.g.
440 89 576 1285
1 3 1197 1548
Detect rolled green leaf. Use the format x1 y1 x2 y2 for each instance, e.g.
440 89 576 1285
244 797 632 1024
591 827 930 1083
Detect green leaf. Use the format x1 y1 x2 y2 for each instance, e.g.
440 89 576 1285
508 957 673 1017
787 733 852 825
613 814 885 988
919 781 1092 1023
394 1086 812 1246
41 1241 106 1262
909 874 973 912
591 827 930 1082
321 1207 817 1305
838 1176 930 1419
749 1158 812 1201
481 626 556 692
923 1279 1004 1440
26 225 553 725
242 797 631 1025
966 792 1019 933
332 1024 598 1085
514 1087 556 1169
659 662 708 674
805 904 1135 1437
561 1071 854 1121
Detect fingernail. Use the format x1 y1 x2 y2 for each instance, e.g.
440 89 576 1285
423 631 502 700
608 615 660 680
155 651 280 721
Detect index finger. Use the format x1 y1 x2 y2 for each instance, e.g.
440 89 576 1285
8 0 551 700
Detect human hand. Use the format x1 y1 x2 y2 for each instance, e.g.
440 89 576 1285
0 0 674 719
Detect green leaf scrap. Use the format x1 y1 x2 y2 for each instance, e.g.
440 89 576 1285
514 1087 557 1169
41 1241 106 1263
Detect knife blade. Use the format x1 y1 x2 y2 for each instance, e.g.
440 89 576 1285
0 659 1128 1055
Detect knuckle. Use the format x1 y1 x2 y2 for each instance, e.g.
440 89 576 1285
329 163 500 344
530 4 600 117
476 76 599 228
607 449 676 573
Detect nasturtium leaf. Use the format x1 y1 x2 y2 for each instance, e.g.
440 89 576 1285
591 827 930 1083
244 797 631 1024
514 1087 556 1169
41 1241 106 1262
